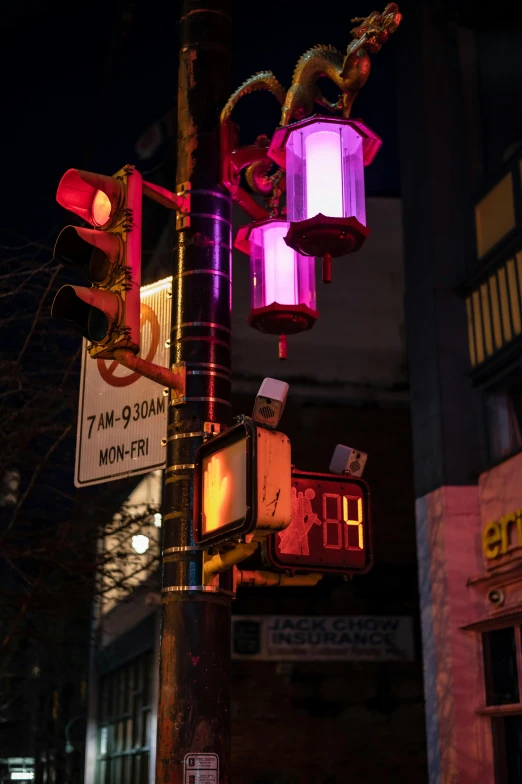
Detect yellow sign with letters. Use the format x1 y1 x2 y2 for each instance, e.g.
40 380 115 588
483 510 522 560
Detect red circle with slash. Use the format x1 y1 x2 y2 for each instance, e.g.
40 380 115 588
97 303 161 387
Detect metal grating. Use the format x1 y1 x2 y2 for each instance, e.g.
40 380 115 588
466 253 522 367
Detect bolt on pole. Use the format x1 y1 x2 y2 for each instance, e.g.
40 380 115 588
155 1 233 782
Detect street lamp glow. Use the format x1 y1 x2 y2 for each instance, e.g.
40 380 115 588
259 223 297 306
305 130 344 219
248 219 316 314
131 534 150 554
284 119 366 226
235 218 318 358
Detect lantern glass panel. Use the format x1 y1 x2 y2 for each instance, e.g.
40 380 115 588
250 221 316 310
285 120 366 226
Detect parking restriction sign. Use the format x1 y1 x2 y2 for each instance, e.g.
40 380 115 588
74 277 172 487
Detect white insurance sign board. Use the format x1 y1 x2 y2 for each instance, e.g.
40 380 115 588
75 277 172 487
231 615 415 662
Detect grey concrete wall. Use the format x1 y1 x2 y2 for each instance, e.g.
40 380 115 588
230 198 407 404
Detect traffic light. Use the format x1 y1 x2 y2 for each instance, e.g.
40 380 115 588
193 418 292 548
52 165 142 359
264 469 372 575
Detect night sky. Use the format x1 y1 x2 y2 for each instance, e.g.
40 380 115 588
2 0 400 244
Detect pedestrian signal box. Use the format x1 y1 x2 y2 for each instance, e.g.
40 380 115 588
264 469 372 575
193 418 292 548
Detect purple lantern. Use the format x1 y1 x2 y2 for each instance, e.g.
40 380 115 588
235 218 318 359
269 116 382 283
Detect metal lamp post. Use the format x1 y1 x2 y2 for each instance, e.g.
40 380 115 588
156 0 233 782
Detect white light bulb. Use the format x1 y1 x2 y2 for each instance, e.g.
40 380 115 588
154 513 162 528
131 535 150 554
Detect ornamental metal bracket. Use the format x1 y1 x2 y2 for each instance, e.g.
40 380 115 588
142 179 191 230
220 120 271 222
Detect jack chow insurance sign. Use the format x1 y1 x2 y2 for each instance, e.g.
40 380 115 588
232 615 415 662
74 277 172 487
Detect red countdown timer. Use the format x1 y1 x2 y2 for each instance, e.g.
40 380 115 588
264 469 372 575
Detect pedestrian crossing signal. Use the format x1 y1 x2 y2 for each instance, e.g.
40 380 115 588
264 469 372 575
193 417 292 548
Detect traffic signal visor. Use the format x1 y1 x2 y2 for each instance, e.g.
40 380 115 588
56 168 124 227
52 284 121 342
52 165 142 359
54 226 123 282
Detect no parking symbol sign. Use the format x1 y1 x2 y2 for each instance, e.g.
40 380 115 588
74 277 172 487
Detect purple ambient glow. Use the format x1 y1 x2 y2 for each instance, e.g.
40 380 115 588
249 220 316 311
263 223 297 305
305 131 343 219
284 119 367 226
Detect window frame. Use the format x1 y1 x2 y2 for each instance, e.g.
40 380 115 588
476 619 522 784
96 649 154 784
481 360 522 467
470 152 522 274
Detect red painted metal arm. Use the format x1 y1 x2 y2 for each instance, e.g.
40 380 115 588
113 349 185 402
142 180 190 213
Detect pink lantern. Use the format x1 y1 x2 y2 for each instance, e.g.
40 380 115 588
269 116 382 283
235 218 318 359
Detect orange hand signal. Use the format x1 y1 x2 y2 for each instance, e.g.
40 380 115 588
203 455 230 534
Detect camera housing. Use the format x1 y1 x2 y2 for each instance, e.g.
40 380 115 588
329 444 368 478
252 377 289 429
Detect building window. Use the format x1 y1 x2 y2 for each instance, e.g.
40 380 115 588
486 376 522 462
97 651 153 784
483 627 519 705
482 626 522 783
475 173 515 258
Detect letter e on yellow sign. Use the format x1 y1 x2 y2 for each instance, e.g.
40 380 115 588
483 522 502 560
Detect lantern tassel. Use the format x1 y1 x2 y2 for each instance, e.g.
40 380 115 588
322 252 332 284
278 334 287 360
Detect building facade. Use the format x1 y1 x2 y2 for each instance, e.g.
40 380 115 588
399 1 522 782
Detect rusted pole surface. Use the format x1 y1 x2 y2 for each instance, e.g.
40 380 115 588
156 1 233 781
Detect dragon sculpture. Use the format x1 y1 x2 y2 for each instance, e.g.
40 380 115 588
220 3 402 130
220 4 401 217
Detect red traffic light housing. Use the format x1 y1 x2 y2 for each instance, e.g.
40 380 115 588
264 469 372 575
55 168 125 226
193 418 292 549
52 165 142 359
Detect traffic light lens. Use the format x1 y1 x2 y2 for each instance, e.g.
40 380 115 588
90 248 111 283
88 308 109 342
92 190 112 226
52 285 91 339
